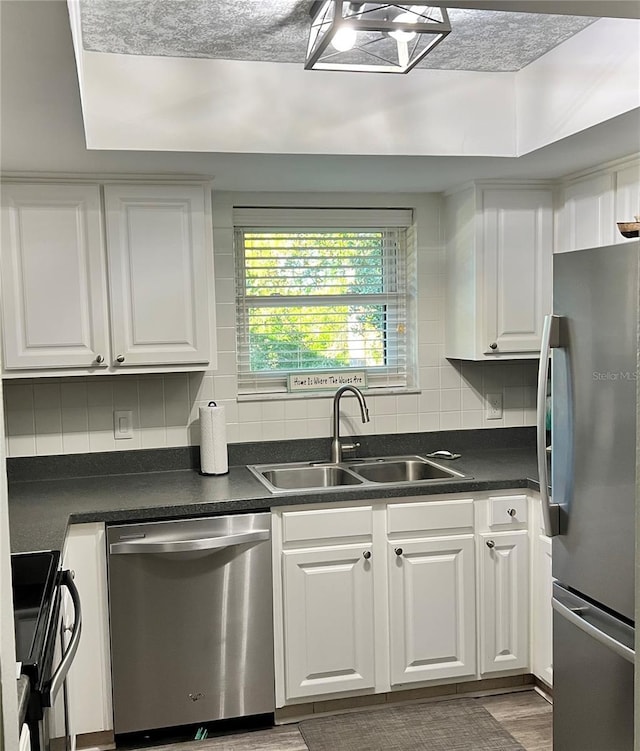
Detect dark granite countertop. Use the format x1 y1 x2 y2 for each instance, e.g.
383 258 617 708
9 429 541 554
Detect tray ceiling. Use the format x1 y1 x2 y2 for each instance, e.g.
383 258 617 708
78 0 597 72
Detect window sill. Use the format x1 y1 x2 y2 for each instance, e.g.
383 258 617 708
237 387 421 402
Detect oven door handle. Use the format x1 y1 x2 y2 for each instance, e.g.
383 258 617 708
47 569 82 705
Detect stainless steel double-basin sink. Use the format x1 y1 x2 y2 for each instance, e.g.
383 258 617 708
248 455 470 494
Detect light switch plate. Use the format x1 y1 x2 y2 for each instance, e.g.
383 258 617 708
485 392 503 420
114 410 134 439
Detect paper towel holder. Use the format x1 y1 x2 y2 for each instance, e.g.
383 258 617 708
199 401 229 477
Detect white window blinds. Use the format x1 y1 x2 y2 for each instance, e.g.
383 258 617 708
234 208 412 396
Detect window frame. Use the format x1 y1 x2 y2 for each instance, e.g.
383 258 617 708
233 208 414 397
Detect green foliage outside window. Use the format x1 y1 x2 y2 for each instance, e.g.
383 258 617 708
242 231 390 373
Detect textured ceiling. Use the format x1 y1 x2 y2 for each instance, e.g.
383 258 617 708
78 1 598 72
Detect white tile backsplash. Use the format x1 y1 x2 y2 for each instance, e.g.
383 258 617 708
3 191 539 457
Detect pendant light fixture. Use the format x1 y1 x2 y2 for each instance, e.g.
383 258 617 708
306 2 451 73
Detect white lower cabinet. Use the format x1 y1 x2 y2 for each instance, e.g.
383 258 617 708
478 530 530 675
19 724 31 751
273 496 480 707
50 523 113 744
282 544 376 700
388 535 476 686
532 533 553 686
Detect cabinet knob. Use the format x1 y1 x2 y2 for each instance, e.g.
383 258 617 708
94 354 104 364
394 547 403 557
486 540 495 549
363 550 371 560
489 342 498 350
507 508 517 517
115 355 125 363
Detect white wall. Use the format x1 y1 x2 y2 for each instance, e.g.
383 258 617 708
79 51 517 157
2 190 538 458
72 16 639 160
517 18 640 155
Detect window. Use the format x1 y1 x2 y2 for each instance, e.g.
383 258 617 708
234 208 413 396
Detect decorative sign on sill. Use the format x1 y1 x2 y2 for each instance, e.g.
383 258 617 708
287 371 367 393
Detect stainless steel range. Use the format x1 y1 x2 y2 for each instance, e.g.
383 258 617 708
12 550 82 751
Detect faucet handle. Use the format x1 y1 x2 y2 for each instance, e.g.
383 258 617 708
341 441 360 457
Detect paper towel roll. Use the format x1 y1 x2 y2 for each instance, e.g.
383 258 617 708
199 402 228 475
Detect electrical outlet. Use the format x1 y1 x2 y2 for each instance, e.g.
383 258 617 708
114 410 134 439
485 392 503 420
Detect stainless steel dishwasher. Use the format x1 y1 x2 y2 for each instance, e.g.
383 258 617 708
107 512 274 735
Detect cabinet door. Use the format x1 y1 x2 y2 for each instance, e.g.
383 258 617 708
615 161 640 245
104 184 211 367
282 544 375 700
478 530 529 674
60 523 113 741
558 173 615 252
532 534 553 686
0 183 109 370
482 189 552 354
388 535 476 686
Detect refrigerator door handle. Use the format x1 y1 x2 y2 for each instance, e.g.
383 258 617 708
537 314 561 536
553 597 635 664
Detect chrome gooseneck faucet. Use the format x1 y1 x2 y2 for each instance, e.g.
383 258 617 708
331 385 370 463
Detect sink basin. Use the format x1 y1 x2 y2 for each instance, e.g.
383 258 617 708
348 458 459 483
248 455 470 494
257 465 364 492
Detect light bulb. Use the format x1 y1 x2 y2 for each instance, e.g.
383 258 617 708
389 11 417 43
331 26 357 51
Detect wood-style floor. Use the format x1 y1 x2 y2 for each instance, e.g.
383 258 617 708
124 689 552 751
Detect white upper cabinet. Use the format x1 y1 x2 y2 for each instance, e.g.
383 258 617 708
555 156 640 253
556 173 614 252
1 181 215 376
614 160 640 242
1 183 110 370
445 183 553 360
103 184 211 367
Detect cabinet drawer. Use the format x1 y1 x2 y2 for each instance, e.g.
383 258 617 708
387 499 474 535
488 494 528 528
281 506 373 544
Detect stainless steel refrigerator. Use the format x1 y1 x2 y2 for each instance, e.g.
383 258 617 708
537 240 637 751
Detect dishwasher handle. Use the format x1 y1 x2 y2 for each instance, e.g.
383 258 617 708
110 528 270 555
